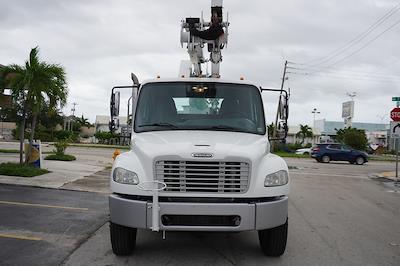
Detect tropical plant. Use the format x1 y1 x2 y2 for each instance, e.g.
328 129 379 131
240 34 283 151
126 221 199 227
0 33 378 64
53 139 70 155
267 123 275 137
0 47 68 165
334 127 368 151
76 115 92 128
295 124 313 145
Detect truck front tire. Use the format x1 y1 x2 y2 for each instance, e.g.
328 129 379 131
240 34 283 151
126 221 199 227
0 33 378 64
110 222 137 256
258 218 288 256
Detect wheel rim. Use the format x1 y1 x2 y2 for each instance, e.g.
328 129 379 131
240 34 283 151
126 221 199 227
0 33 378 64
356 157 364 164
322 155 329 163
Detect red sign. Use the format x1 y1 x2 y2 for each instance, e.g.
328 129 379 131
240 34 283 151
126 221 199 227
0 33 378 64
391 107 400 121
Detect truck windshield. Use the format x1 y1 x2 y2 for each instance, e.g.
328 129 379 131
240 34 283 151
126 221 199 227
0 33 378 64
134 82 266 135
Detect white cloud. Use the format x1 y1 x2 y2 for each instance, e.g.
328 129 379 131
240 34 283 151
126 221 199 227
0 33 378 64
1 0 399 126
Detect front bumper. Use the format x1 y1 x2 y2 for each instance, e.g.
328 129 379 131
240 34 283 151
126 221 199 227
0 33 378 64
109 194 288 231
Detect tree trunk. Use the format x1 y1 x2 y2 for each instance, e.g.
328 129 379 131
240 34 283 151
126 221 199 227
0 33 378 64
25 112 38 165
19 102 27 165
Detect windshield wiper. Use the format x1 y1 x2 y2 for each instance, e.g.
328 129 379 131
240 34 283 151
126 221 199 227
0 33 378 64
138 123 179 128
206 125 244 132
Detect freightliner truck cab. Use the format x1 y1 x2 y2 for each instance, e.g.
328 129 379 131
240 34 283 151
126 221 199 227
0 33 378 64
108 0 290 257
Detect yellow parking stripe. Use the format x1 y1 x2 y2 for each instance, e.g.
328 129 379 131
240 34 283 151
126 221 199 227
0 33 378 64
0 233 42 241
0 200 89 211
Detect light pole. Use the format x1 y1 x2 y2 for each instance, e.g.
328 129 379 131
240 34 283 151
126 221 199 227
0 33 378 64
311 108 320 128
346 92 357 101
311 108 321 144
71 102 78 116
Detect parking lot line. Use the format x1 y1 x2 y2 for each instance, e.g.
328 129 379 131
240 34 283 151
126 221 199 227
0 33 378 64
290 171 368 179
0 233 42 241
0 200 89 211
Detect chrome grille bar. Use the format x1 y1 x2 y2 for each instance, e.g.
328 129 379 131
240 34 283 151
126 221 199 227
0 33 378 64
155 160 249 193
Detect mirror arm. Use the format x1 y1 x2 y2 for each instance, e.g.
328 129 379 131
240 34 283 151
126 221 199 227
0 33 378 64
109 85 136 132
261 87 289 141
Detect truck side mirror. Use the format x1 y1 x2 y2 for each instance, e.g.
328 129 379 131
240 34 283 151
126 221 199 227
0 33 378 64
276 121 288 139
279 96 289 121
109 117 120 131
110 91 120 117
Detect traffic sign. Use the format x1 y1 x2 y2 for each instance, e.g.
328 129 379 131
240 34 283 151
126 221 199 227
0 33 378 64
392 97 400 102
391 107 400 121
391 121 400 138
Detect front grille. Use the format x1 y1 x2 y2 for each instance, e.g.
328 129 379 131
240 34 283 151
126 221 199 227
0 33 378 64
155 160 250 193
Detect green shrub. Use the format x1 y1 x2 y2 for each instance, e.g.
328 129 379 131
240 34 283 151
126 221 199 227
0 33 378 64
95 131 120 144
45 154 76 161
53 139 70 155
334 127 368 151
304 143 312 148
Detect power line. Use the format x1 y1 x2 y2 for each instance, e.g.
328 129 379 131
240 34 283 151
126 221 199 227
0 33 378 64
286 65 400 79
287 15 400 77
323 18 400 68
287 71 400 83
301 2 400 66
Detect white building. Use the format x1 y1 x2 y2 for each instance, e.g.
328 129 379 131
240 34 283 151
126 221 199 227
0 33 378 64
95 115 128 133
286 126 321 145
314 119 389 147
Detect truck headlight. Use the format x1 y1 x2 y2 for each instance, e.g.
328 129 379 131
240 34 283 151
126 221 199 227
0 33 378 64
113 167 139 185
264 170 288 187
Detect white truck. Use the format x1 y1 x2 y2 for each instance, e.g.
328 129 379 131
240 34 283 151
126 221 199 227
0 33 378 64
108 0 290 257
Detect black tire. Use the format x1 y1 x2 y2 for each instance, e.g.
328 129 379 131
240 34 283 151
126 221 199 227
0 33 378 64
355 156 365 165
258 218 288 256
321 155 330 163
110 222 137 256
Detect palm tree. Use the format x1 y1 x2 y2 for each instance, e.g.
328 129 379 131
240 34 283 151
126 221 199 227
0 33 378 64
76 115 92 128
296 124 313 145
1 47 68 165
267 123 275 137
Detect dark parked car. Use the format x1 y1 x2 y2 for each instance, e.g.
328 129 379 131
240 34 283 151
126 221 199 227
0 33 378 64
311 143 368 165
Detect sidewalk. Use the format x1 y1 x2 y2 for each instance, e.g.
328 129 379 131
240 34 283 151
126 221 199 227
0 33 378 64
0 153 106 191
376 171 400 181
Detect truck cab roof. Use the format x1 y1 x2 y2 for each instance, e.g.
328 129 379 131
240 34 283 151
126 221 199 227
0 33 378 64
140 77 261 90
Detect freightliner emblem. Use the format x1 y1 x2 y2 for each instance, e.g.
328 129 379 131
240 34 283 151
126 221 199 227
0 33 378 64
191 153 213 158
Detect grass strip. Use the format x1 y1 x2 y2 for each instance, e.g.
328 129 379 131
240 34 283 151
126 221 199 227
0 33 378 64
0 149 20 153
0 163 49 177
66 144 129 150
273 152 311 158
44 154 76 161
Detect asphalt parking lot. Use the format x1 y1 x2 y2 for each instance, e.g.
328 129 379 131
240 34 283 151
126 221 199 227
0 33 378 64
63 159 400 266
0 185 108 266
0 147 399 265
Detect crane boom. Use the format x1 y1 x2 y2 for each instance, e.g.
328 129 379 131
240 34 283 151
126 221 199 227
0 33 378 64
180 0 229 78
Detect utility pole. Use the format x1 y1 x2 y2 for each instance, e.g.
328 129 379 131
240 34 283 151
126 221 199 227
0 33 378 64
273 60 288 143
71 102 78 117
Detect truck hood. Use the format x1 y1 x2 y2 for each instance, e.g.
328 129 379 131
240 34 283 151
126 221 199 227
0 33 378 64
132 130 269 161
